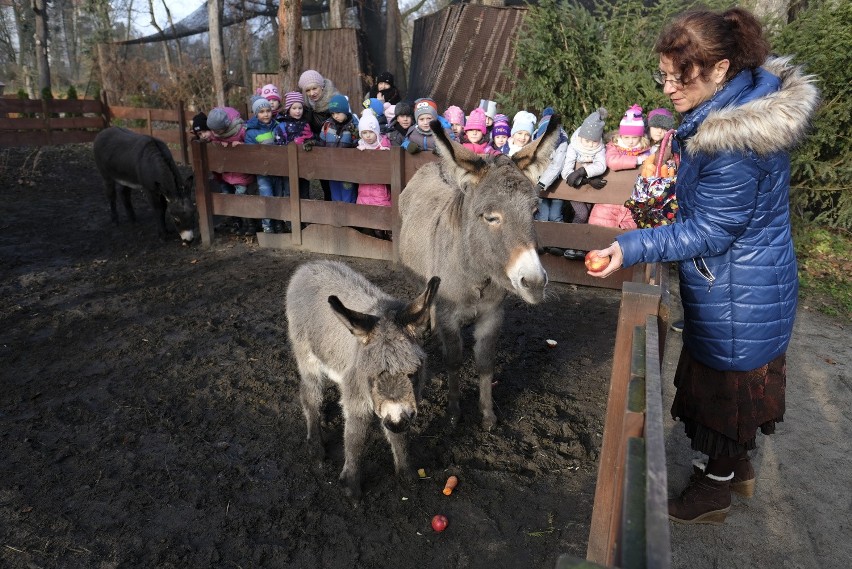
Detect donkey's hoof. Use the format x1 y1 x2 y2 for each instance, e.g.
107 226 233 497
481 411 497 431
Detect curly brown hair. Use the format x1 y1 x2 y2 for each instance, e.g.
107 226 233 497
654 7 770 86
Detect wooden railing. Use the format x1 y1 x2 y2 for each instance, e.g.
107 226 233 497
557 274 671 569
191 140 649 289
0 96 193 165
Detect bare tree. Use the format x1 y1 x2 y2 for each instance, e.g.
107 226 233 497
278 0 302 91
33 0 51 95
147 0 174 79
161 0 184 68
209 0 226 105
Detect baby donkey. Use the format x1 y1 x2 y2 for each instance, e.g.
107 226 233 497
286 261 439 500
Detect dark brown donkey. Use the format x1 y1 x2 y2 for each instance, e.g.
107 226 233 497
399 118 560 429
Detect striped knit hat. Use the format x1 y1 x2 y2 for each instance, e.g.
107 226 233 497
284 91 305 112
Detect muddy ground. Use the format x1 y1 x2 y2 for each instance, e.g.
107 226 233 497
0 145 623 568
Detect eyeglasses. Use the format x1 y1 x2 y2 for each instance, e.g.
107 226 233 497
652 69 684 89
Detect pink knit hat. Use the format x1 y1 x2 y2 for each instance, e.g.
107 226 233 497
284 91 304 112
443 105 465 126
260 84 281 102
619 104 645 137
298 70 324 90
464 108 487 134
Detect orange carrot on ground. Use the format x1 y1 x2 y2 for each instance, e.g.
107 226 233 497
443 475 459 496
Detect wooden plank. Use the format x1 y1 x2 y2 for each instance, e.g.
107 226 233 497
0 99 44 113
539 254 633 289
259 223 393 260
150 129 181 144
627 325 647 413
535 220 625 251
287 144 303 245
109 106 179 122
542 169 638 204
620 437 647 569
207 143 291 177
587 282 661 567
191 140 215 247
0 131 48 146
300 199 393 230
644 314 671 569
45 116 104 129
0 117 50 130
296 146 394 184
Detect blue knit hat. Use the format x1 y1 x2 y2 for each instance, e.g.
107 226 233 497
328 94 350 114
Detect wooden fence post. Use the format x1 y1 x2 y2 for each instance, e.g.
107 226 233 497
41 98 51 145
288 143 302 245
191 140 215 246
390 146 404 263
100 90 110 129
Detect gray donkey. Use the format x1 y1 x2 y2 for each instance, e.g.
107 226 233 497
93 127 196 243
399 118 560 430
286 260 440 500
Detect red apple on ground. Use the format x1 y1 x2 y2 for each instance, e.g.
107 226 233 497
585 251 611 273
431 514 448 532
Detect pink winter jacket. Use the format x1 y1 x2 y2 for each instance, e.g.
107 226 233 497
462 140 501 156
605 141 650 171
356 135 392 207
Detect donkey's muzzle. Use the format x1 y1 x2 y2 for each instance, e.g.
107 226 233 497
383 411 414 433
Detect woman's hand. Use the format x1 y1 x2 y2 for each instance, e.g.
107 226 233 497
587 241 624 278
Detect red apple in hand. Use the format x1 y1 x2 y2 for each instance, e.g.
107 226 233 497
431 514 449 532
585 251 611 273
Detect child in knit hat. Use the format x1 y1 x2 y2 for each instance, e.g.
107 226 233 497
646 107 676 155
356 109 392 223
555 107 611 257
273 91 314 203
317 94 359 203
260 83 282 115
443 106 466 142
367 71 402 105
605 104 651 171
245 98 284 233
462 108 499 156
206 106 256 233
489 121 511 154
478 99 498 133
587 104 650 231
403 98 439 154
508 111 537 156
387 101 414 147
190 112 213 141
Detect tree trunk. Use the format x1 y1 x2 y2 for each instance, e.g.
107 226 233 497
329 0 345 27
385 0 406 92
147 0 174 80
278 0 302 91
161 0 184 68
32 0 51 96
209 0 226 106
239 0 250 91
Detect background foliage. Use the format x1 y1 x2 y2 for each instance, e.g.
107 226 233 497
507 0 851 229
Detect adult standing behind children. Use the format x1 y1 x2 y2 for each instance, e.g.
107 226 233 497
299 69 341 137
588 6 819 525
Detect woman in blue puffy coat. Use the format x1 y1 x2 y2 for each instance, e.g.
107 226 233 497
589 7 819 524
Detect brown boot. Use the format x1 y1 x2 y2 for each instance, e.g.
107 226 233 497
669 473 731 524
693 456 755 498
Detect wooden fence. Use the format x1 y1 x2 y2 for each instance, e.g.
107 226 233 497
192 140 654 290
0 95 194 165
1 110 672 567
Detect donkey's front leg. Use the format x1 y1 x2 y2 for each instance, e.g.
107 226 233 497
438 324 464 425
382 426 412 480
339 411 371 501
473 306 504 430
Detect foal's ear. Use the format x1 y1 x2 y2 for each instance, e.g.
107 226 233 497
400 276 441 333
329 296 380 342
430 120 488 187
513 115 561 184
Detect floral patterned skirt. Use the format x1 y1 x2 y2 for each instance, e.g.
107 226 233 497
671 347 787 458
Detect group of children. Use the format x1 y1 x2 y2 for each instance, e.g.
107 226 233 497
189 69 677 243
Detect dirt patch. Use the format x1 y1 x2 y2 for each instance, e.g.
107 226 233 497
0 145 622 568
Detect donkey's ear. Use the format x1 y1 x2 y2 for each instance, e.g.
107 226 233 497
183 173 195 188
430 120 488 187
400 276 440 333
512 115 561 184
329 296 380 342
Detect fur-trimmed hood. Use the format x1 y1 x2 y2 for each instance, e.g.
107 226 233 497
305 78 340 113
683 56 820 157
